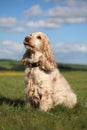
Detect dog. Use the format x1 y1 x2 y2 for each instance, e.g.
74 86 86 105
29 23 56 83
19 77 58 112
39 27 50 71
22 32 77 111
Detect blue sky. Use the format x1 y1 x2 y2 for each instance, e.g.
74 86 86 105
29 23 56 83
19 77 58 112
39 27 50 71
0 0 87 64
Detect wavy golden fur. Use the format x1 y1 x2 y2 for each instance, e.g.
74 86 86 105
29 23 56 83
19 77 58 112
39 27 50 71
22 32 77 111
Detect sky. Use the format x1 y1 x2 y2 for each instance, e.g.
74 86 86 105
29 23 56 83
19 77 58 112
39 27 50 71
0 0 87 64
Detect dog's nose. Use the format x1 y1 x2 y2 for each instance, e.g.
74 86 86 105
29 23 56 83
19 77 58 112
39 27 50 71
25 36 31 42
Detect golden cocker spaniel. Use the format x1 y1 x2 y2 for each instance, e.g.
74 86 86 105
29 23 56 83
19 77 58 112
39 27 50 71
22 32 77 111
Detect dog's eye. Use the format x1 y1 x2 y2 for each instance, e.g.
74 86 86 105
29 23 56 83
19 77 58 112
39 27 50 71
37 36 41 40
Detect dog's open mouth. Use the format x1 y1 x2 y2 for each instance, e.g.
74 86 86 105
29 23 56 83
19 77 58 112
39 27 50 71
24 41 34 48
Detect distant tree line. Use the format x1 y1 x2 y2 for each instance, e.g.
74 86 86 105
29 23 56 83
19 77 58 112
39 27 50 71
0 60 87 71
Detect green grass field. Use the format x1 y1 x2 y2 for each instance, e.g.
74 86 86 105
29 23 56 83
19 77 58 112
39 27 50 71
0 71 87 130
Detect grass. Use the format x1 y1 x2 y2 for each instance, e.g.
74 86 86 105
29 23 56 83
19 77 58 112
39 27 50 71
0 71 87 130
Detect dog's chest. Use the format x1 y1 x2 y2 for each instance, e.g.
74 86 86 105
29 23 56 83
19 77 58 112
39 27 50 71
32 68 53 94
32 68 49 83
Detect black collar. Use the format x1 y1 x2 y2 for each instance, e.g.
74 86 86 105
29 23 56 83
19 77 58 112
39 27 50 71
28 61 40 68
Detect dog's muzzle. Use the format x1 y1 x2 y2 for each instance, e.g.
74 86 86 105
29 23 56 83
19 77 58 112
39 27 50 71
23 36 34 48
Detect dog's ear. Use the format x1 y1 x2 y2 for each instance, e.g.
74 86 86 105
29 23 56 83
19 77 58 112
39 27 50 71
44 41 55 63
39 40 56 72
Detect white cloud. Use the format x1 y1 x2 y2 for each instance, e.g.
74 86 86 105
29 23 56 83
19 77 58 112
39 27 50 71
0 40 25 60
10 27 26 33
26 20 60 29
24 5 42 18
52 43 87 55
0 17 26 33
44 0 76 6
47 5 87 27
0 17 18 28
44 0 87 6
45 6 87 25
46 6 87 17
52 43 87 64
25 4 87 29
0 40 87 64
0 3 87 31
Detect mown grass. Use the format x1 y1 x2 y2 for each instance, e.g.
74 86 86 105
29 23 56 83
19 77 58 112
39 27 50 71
0 71 87 130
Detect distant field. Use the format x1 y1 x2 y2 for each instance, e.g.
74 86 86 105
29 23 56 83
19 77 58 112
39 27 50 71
0 71 87 130
0 59 24 71
0 59 87 71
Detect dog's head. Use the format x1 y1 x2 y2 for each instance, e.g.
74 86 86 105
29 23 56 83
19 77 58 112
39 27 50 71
23 32 56 71
23 32 49 53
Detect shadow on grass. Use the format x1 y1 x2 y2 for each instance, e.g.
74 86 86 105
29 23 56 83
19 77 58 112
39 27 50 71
0 96 25 107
